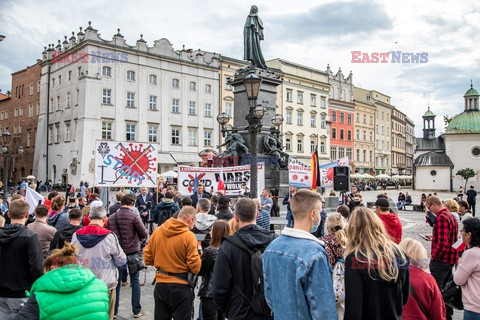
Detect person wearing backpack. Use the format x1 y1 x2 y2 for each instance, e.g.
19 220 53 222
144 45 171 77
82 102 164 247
153 191 181 227
263 190 337 320
211 198 276 320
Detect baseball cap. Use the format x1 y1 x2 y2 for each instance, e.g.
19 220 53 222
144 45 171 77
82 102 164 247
374 198 390 208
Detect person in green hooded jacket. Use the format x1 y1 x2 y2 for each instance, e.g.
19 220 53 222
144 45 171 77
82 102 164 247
7 243 109 320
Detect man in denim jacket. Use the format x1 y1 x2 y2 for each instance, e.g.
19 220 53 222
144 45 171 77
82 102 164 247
263 189 337 320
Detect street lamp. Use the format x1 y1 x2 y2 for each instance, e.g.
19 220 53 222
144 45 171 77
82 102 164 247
272 113 284 127
2 130 11 203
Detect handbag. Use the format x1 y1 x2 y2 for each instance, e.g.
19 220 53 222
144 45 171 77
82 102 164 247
332 258 345 304
410 284 429 318
114 214 146 274
442 279 463 310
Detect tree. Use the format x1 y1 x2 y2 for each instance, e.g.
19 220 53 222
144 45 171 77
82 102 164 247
456 168 476 190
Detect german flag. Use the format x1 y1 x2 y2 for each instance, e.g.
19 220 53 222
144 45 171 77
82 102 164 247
311 146 318 192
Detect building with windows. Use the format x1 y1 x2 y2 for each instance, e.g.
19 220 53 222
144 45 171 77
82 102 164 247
370 90 393 175
352 87 375 174
405 117 415 175
0 61 41 184
34 23 220 185
266 59 330 164
326 66 354 164
391 108 407 174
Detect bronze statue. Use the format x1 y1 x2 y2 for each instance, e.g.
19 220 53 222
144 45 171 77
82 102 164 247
218 131 249 165
263 127 289 169
244 5 267 69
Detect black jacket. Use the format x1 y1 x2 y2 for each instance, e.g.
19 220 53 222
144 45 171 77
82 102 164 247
108 202 122 216
215 208 233 221
198 246 219 298
48 223 82 252
211 224 276 320
0 224 44 298
190 192 211 208
344 250 410 320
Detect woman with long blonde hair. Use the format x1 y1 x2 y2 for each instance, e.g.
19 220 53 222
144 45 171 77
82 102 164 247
344 207 410 320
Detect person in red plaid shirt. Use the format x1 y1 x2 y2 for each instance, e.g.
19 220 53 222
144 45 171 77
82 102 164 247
426 195 459 320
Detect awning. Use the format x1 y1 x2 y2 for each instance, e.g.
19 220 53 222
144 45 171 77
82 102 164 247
157 153 176 165
170 153 203 164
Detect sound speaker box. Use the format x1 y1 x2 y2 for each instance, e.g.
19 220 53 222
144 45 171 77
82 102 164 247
334 166 349 191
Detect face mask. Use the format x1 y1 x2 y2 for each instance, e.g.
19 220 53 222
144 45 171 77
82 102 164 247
310 211 321 233
354 201 361 205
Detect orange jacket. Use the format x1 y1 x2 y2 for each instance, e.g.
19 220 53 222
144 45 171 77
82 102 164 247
144 217 201 285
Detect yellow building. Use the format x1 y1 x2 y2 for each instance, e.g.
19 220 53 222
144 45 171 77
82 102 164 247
352 87 376 173
391 108 407 174
266 59 330 164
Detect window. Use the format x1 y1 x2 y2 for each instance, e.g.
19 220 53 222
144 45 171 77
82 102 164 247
370 131 373 142
58 75 62 85
27 130 31 147
369 115 373 125
297 91 303 104
103 89 111 104
19 106 23 116
204 103 212 117
363 130 366 141
172 99 180 113
205 84 212 93
76 89 79 106
171 128 180 145
127 70 135 81
77 66 81 78
286 111 292 124
346 148 352 160
65 122 71 141
0 111 2 120
29 84 34 95
363 114 366 124
14 108 18 117
376 124 379 133
68 70 72 80
331 111 336 122
320 115 326 128
297 138 303 152
204 131 212 146
56 96 60 111
310 140 316 153
149 95 157 110
172 78 180 88
13 125 17 134
37 80 40 93
148 125 158 142
321 97 326 108
55 123 60 143
285 138 292 152
225 103 232 117
310 114 316 127
126 92 135 107
363 150 367 162
320 141 326 154
286 90 293 102
331 146 337 161
340 129 344 140
338 147 345 158
381 126 384 135
189 101 196 115
29 105 33 117
472 147 480 157
347 130 352 141
297 112 303 125
188 129 197 146
149 74 157 85
367 95 371 101
126 124 136 141
332 128 336 139
66 93 71 108
102 121 112 140
48 125 53 144
189 81 196 91
347 114 352 124
5 110 8 119
370 150 373 162
310 94 317 106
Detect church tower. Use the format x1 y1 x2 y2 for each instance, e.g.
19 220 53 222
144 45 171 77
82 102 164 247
422 106 436 140
464 81 480 111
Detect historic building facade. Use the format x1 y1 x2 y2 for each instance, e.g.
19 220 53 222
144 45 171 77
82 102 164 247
371 91 393 175
0 61 41 183
352 87 375 174
405 116 415 175
391 108 407 174
267 59 330 164
33 23 221 185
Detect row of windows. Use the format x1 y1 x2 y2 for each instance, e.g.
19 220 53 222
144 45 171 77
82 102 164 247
355 113 374 125
330 147 352 161
355 149 374 163
376 157 390 168
286 90 327 108
101 121 213 146
355 129 374 142
375 124 390 135
284 137 327 154
285 111 326 128
331 111 352 124
375 140 390 150
331 128 352 141
15 81 40 98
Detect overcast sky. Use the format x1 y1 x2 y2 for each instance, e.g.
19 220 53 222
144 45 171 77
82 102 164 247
1 0 479 136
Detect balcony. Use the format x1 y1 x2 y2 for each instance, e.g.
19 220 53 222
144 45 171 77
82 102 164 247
376 149 391 156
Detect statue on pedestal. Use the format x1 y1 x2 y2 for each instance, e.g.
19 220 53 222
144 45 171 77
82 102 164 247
218 131 249 166
244 5 268 69
263 127 289 170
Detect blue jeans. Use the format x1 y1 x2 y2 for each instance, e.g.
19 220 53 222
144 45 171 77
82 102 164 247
465 310 480 320
286 211 294 228
115 265 142 315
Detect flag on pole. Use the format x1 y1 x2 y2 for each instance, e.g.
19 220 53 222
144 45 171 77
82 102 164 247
311 147 318 192
25 186 45 215
452 237 467 252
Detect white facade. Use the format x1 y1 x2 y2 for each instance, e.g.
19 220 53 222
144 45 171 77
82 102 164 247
415 166 451 191
373 98 393 175
34 24 220 186
444 134 480 190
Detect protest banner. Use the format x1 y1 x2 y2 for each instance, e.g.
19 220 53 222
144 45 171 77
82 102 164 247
288 158 312 188
178 163 265 198
94 140 158 187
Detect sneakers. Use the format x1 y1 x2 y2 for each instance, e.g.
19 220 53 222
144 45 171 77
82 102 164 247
134 310 145 318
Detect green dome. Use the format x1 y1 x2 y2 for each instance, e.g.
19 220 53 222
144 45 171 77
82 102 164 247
464 86 480 97
423 107 435 117
446 111 480 133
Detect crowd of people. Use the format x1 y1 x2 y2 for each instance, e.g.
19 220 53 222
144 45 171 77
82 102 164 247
0 180 479 320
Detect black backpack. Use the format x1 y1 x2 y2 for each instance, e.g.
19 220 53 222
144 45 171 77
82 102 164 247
225 235 271 316
158 206 174 226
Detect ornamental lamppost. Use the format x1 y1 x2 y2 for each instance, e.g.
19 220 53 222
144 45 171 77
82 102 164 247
2 130 11 203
